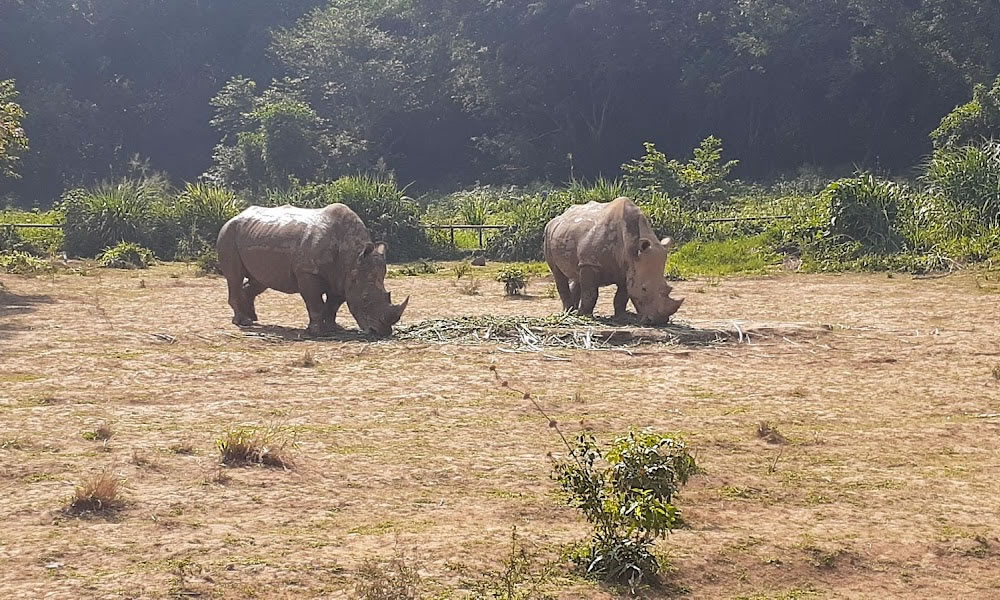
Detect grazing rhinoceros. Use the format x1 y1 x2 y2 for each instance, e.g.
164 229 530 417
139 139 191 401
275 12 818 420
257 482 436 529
543 197 683 324
216 203 408 336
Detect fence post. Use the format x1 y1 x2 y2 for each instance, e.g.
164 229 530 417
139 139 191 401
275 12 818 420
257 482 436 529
479 226 484 249
450 226 455 248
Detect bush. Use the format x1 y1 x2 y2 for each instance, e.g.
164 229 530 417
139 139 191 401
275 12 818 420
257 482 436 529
175 182 244 244
824 172 906 252
932 74 1000 149
622 136 738 210
194 247 221 275
486 192 573 261
354 553 422 600
0 250 53 274
553 431 697 589
60 179 178 258
0 210 63 255
496 266 528 295
923 141 1000 226
97 242 156 269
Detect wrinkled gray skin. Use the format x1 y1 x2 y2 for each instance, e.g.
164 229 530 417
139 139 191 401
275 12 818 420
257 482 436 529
217 204 408 336
543 197 683 324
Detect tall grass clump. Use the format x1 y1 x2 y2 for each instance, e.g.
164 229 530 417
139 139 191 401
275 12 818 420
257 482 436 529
97 241 156 269
567 176 629 204
68 469 126 515
60 178 178 258
923 141 1000 227
824 172 907 252
217 425 296 469
175 183 244 242
486 192 573 261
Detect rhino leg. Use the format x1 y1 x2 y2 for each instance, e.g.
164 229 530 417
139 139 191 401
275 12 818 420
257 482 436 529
550 265 577 312
578 266 600 316
226 276 254 327
321 294 345 331
299 274 334 336
568 281 581 310
613 284 629 320
242 278 266 322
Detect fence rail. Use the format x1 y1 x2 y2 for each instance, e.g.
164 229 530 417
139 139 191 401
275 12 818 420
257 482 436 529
3 223 61 229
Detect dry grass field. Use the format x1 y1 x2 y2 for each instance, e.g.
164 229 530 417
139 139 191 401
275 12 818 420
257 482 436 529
2 262 1000 599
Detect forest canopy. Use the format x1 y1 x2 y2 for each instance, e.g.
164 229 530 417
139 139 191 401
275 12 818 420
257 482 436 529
2 0 999 205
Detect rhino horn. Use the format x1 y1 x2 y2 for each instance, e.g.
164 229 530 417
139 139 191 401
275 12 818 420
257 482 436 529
392 295 410 322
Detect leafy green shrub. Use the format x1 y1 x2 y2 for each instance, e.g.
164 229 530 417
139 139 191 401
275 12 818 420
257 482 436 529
497 266 528 295
932 75 1000 149
486 193 573 261
923 141 1000 226
566 176 629 204
553 431 697 589
0 250 53 274
622 136 738 210
97 242 156 269
470 527 554 600
0 210 63 254
60 179 178 258
195 248 222 275
824 173 906 252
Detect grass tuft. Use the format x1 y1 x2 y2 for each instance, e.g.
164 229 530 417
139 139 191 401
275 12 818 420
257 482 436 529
354 552 422 600
68 469 126 515
217 425 296 469
291 349 316 368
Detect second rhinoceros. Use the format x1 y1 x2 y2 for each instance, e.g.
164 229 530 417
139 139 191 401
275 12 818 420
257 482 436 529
216 203 408 336
543 197 683 324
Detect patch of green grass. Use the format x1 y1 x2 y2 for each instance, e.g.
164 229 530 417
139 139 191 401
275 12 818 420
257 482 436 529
669 236 781 277
0 373 43 384
349 520 396 535
0 210 64 254
733 587 823 600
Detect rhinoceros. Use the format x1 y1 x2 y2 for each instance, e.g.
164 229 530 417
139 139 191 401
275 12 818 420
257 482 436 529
216 203 408 336
543 197 683 324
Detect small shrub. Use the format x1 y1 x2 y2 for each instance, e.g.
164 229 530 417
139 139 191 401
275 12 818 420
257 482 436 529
68 469 126 514
83 423 114 442
354 553 421 600
97 242 156 269
0 250 53 274
553 431 697 589
497 266 528 296
292 349 316 368
453 263 470 279
923 141 1000 226
397 260 439 276
217 425 296 469
194 247 221 275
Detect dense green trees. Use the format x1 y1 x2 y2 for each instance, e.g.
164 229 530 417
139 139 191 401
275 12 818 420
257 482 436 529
2 0 1000 206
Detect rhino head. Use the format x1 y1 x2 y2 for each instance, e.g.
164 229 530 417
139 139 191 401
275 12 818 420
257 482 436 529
627 236 684 325
345 241 409 337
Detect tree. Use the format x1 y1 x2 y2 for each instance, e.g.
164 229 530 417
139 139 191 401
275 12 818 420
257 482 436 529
0 80 29 179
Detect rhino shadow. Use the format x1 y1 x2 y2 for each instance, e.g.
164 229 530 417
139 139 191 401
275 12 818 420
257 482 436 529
235 323 377 343
0 285 55 341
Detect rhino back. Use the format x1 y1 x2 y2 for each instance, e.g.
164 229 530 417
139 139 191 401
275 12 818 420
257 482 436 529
230 204 370 292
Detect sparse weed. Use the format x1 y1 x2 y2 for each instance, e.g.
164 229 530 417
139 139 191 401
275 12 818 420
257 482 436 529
470 527 554 600
68 469 126 515
992 365 1000 380
169 441 196 455
217 425 296 469
354 551 422 600
460 276 482 296
0 251 54 275
83 423 115 442
453 263 470 280
756 421 787 444
292 349 316 368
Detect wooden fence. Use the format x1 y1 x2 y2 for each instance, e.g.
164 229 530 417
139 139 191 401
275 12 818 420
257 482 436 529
420 224 516 249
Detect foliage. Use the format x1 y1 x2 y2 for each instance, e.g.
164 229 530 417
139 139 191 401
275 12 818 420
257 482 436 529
566 177 629 204
97 242 156 270
60 179 177 258
496 266 528 296
0 251 54 275
175 183 244 244
553 431 697 589
669 237 781 277
486 193 573 261
622 137 739 209
194 248 222 275
824 173 907 252
0 80 29 179
0 210 63 254
932 75 1000 149
923 141 1000 226
354 553 422 600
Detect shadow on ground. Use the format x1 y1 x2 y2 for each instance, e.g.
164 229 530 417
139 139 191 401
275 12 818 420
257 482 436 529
0 281 55 340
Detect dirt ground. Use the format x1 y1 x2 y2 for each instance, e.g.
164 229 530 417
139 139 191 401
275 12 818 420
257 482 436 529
2 263 999 599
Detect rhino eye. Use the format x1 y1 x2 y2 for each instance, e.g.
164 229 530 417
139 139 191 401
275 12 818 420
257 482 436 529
641 286 647 293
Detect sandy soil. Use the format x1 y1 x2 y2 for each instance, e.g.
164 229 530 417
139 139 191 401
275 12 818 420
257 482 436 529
1 264 999 599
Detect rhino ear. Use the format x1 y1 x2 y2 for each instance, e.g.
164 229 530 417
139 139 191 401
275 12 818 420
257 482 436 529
359 242 375 259
660 237 674 251
374 242 388 256
637 238 653 255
